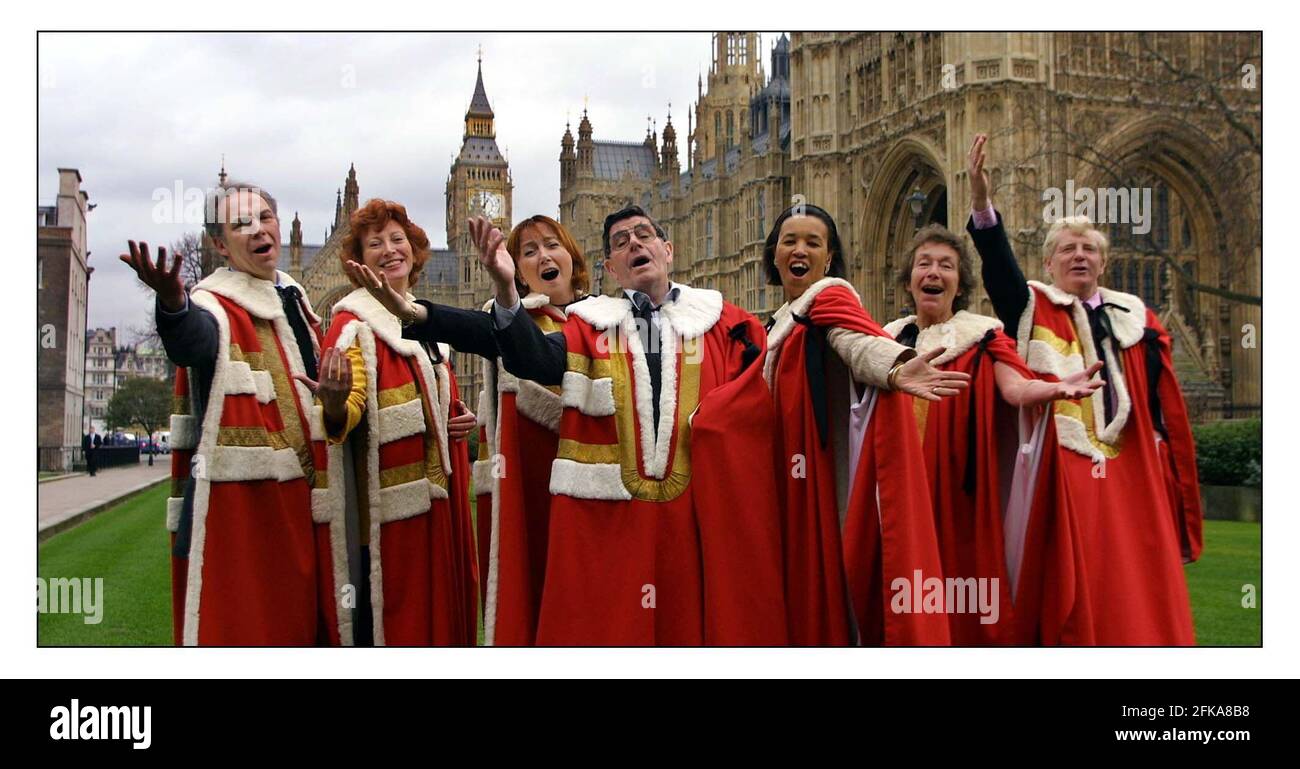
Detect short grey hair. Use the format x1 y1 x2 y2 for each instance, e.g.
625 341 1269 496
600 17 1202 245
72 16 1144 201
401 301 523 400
204 179 278 240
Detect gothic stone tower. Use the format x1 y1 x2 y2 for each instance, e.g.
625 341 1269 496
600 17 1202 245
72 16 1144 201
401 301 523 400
445 53 512 397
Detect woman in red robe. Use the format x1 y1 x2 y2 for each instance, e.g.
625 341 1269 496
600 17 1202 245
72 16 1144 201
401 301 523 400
883 224 1103 645
347 214 591 646
305 199 479 645
762 204 969 645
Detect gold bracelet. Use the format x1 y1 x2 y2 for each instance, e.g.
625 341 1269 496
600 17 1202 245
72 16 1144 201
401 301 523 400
887 362 906 390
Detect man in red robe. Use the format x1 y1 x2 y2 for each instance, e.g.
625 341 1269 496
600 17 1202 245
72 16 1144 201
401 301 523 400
122 180 342 645
472 207 787 645
966 134 1203 644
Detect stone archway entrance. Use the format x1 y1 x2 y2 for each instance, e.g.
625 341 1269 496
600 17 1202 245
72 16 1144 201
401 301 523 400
861 140 948 320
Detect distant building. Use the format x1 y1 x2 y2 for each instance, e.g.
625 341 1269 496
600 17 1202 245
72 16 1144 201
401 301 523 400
296 56 511 400
116 344 171 382
559 31 1261 419
85 327 117 432
37 168 91 471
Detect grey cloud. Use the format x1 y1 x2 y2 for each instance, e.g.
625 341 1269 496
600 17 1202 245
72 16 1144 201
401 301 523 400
39 31 793 335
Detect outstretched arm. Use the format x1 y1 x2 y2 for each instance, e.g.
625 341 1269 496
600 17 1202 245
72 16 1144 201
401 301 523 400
994 359 1104 408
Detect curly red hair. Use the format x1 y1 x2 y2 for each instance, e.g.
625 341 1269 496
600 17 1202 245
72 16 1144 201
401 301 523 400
342 198 431 287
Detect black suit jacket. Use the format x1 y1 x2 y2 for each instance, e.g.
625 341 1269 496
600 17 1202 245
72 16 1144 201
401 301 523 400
966 210 1031 331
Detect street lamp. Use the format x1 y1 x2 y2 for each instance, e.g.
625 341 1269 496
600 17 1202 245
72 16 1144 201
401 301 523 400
907 188 928 230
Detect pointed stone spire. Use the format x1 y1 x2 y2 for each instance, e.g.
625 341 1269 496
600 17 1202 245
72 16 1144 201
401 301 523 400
577 107 594 173
343 163 359 216
467 49 493 118
289 212 303 277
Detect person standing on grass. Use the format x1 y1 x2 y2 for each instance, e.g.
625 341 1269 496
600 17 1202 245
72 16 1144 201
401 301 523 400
121 178 342 646
964 133 1203 645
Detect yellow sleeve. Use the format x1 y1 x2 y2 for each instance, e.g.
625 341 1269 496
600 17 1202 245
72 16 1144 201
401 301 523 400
325 342 368 445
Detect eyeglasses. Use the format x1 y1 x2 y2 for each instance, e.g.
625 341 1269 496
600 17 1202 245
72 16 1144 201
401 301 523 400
609 224 659 252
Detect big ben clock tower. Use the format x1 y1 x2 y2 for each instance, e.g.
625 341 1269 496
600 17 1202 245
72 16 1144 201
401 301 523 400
446 51 512 395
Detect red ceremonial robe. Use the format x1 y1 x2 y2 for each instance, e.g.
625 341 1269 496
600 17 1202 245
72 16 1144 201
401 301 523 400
883 310 1077 645
1014 280 1202 645
165 269 342 645
321 289 478 646
764 278 949 646
536 285 788 645
474 293 571 646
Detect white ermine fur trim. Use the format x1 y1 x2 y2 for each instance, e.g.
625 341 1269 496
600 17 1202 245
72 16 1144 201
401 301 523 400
207 445 306 482
1053 413 1106 463
1020 281 1135 453
326 303 458 645
481 359 503 646
480 292 552 313
169 414 198 450
180 289 226 645
882 311 1003 366
764 277 905 389
308 404 327 443
622 307 678 479
472 459 495 493
222 361 276 404
193 269 311 321
1024 339 1086 381
560 371 615 417
548 458 631 500
1097 286 1147 349
180 274 320 646
310 407 351 644
566 294 632 330
658 284 723 340
376 397 427 445
378 479 446 524
515 380 564 430
566 284 722 340
166 496 184 533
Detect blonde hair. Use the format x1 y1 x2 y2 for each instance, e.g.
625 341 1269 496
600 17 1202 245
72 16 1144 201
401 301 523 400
1042 215 1109 265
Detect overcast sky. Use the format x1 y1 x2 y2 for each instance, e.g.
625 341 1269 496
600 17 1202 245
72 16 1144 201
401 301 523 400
38 32 784 338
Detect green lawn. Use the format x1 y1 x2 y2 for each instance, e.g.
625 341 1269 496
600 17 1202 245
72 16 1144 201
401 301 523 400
38 483 172 646
1185 519 1261 646
39 486 1260 647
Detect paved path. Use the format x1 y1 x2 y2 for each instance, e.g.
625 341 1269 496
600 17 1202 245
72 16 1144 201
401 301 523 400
38 459 170 537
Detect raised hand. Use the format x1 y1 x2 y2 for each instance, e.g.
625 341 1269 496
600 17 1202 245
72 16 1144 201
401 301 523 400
894 347 972 402
120 240 186 311
293 347 354 430
344 260 425 325
468 215 518 306
968 133 992 212
447 399 477 442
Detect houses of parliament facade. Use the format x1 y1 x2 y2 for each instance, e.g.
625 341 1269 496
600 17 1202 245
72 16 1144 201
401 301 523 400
274 32 1261 419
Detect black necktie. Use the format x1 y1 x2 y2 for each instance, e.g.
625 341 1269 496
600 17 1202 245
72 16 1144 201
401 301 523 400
277 285 318 381
631 294 662 437
1084 301 1130 424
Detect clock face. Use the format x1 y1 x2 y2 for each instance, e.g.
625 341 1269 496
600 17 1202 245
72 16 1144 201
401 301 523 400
470 191 504 220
